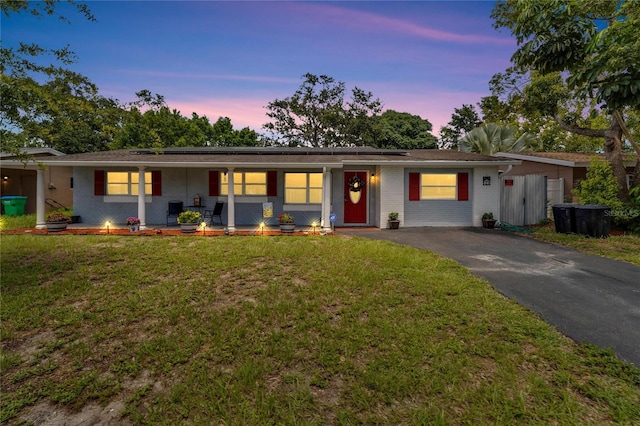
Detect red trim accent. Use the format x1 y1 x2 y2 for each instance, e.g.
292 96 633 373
409 173 420 201
94 170 105 196
267 170 277 196
209 171 220 196
458 172 469 201
151 170 162 196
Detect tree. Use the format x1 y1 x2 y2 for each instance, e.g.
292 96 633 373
484 70 607 153
459 124 537 155
263 73 381 147
368 110 437 149
1 1 121 155
110 91 261 149
438 104 482 150
491 0 640 199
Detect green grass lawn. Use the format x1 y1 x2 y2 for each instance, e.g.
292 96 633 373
528 223 640 266
1 235 638 425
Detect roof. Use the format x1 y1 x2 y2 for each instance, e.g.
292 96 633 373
495 151 637 168
0 147 66 158
8 147 520 169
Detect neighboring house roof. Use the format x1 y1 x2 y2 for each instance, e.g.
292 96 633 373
495 151 637 168
24 147 520 168
0 147 66 158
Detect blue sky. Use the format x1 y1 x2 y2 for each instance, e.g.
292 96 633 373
3 1 516 136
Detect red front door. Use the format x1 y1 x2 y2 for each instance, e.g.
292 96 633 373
344 171 367 224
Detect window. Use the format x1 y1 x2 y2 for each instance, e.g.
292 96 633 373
421 174 457 200
106 172 152 195
284 172 322 204
221 172 266 195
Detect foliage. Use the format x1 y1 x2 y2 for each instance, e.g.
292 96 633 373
1 236 639 423
482 212 494 220
45 212 71 223
0 1 124 156
110 91 261 149
388 212 399 221
177 210 201 224
491 0 639 111
368 110 437 149
459 124 537 155
491 1 640 199
263 73 382 147
126 217 140 226
573 158 628 228
439 104 482 150
277 212 295 224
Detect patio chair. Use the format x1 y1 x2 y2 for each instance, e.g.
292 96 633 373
166 200 183 226
204 201 224 226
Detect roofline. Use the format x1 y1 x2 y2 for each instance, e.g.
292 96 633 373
495 152 579 167
8 158 521 169
343 159 521 167
5 159 346 169
496 152 637 168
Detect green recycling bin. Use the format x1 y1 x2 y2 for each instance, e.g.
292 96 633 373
1 196 28 216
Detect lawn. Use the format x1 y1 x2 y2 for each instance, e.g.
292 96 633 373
1 234 638 425
528 223 640 266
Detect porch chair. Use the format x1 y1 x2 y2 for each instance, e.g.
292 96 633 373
166 200 184 226
204 201 224 226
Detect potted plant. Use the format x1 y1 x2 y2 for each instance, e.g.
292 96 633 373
177 210 201 233
388 212 400 229
126 216 141 232
482 212 496 229
46 212 71 232
277 212 296 233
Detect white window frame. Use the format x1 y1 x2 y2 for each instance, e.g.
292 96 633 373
284 172 323 204
106 171 151 196
420 173 457 200
221 171 267 196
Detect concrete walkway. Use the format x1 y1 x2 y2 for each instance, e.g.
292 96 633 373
343 227 640 367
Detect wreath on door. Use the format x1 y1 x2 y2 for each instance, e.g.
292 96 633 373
348 175 365 192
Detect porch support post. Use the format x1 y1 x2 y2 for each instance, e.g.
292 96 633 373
35 167 46 229
137 166 147 229
321 167 332 234
227 168 236 232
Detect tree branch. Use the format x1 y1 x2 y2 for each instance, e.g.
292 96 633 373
553 114 607 138
614 110 640 157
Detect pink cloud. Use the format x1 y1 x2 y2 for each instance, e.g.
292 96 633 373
123 70 299 85
289 3 514 46
167 96 270 131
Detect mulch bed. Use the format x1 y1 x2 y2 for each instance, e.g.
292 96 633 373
0 227 319 237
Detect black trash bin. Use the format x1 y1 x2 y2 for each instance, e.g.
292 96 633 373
574 204 611 238
552 203 577 234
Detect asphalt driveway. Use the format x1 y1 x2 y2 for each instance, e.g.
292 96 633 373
344 227 640 367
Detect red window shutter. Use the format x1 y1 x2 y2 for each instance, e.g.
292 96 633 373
209 170 219 196
151 170 162 196
94 170 105 196
409 173 420 201
458 172 469 201
267 170 277 196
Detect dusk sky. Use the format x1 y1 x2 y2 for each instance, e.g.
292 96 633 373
3 1 517 136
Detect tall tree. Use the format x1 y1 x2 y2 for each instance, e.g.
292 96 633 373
368 110 437 149
1 1 121 155
492 0 640 199
111 91 260 149
459 124 537 155
263 73 381 147
439 104 482 150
